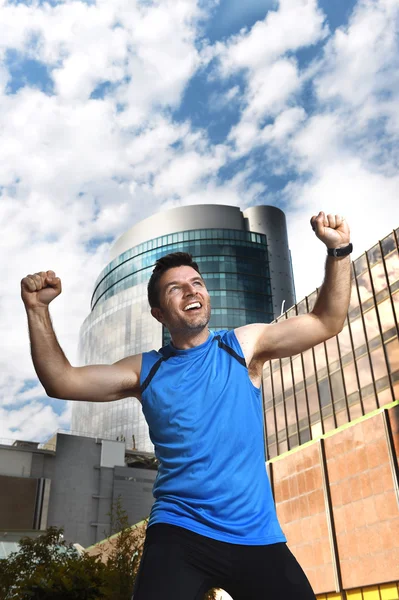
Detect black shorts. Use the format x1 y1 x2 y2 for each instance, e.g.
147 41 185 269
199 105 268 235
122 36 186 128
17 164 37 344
132 523 316 600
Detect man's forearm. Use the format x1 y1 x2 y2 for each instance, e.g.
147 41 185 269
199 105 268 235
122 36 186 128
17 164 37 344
311 255 352 335
26 306 72 397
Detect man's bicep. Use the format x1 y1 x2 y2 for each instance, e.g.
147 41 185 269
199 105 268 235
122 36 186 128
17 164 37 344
252 314 333 361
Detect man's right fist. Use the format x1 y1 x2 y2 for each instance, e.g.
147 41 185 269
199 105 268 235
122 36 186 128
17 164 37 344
21 271 62 309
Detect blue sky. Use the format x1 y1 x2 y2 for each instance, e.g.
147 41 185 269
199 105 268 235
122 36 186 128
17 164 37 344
0 0 398 442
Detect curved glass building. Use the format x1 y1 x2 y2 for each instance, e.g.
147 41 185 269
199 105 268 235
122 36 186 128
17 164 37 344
71 204 295 451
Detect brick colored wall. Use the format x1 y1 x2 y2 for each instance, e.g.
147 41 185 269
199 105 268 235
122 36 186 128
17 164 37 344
271 406 399 596
274 443 336 592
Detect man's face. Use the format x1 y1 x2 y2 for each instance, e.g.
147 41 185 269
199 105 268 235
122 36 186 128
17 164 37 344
151 265 211 334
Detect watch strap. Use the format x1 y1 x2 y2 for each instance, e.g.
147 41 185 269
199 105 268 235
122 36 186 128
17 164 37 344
327 243 353 257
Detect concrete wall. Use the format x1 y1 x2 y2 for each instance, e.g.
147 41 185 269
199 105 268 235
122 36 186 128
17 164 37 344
0 448 32 477
270 404 399 595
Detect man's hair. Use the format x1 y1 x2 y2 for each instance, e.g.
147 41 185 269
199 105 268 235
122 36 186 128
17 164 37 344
147 252 202 308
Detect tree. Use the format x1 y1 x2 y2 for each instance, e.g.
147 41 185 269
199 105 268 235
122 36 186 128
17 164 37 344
0 527 106 599
97 495 148 599
0 503 224 600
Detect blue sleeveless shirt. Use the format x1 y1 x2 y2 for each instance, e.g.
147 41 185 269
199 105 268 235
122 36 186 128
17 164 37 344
140 329 286 545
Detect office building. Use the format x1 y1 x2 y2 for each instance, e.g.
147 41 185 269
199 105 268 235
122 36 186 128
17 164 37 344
262 227 399 459
72 204 295 451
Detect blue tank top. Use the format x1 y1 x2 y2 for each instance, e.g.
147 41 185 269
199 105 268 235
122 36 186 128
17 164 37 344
140 329 286 545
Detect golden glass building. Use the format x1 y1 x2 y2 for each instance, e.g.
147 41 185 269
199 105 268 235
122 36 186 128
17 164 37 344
263 227 399 459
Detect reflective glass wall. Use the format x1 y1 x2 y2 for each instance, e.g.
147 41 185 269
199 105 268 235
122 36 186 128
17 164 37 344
73 228 273 451
263 228 399 459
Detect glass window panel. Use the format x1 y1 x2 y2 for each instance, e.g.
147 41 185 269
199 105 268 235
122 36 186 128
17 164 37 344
281 361 292 391
278 440 288 454
394 291 399 322
265 409 276 437
386 338 399 374
326 336 340 365
263 375 273 406
318 378 331 407
357 270 373 303
349 281 360 312
349 317 366 349
311 421 323 438
349 402 363 420
356 355 373 388
297 300 307 315
286 396 297 427
354 254 367 275
275 403 286 432
370 261 387 293
303 349 315 379
368 243 382 266
314 343 327 371
292 355 304 383
307 384 319 416
363 308 380 341
363 395 377 414
370 346 388 381
343 362 358 395
338 325 352 356
272 361 282 396
307 292 318 311
378 388 393 407
336 408 349 427
331 370 345 401
323 416 335 433
296 389 308 421
300 428 311 444
381 233 396 256
385 251 399 285
268 443 277 459
377 298 395 333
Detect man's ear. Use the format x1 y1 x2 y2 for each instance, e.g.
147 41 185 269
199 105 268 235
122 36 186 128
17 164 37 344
151 307 164 324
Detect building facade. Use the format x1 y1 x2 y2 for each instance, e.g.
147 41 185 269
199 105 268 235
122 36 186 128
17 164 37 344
0 433 157 548
72 204 295 451
262 227 399 459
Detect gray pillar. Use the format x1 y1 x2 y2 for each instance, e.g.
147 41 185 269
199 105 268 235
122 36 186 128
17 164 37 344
243 205 295 318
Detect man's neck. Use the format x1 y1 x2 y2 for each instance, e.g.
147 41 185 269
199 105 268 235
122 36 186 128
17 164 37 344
170 328 210 350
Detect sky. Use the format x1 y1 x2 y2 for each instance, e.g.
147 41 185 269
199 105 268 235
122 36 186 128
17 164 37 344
0 0 399 444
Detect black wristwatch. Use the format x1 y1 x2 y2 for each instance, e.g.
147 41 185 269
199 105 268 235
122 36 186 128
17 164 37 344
327 243 353 258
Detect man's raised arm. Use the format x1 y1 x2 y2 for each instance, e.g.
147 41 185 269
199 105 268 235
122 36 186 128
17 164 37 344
236 212 352 363
21 271 141 402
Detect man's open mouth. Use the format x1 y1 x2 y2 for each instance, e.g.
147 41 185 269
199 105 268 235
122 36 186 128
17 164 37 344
183 302 202 311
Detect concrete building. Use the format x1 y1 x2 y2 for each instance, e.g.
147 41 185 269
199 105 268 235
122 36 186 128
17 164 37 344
0 433 157 548
72 204 295 452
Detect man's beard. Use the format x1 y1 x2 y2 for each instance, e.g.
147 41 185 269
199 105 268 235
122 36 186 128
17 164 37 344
171 305 211 333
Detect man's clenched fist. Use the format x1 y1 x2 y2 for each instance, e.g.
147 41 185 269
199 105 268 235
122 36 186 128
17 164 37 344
21 271 62 309
310 211 351 249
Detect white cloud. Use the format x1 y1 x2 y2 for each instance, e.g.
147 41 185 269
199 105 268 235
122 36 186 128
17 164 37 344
0 0 398 444
216 0 327 74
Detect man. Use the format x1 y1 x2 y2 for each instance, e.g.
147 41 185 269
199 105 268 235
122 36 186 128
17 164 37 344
21 211 352 600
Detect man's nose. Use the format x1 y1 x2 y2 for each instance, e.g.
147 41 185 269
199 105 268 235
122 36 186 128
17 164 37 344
183 283 197 296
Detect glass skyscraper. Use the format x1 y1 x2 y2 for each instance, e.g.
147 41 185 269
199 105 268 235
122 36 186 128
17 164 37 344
71 204 295 451
263 227 399 459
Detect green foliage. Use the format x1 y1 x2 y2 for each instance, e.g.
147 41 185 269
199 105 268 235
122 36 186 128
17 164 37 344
0 502 222 600
0 527 106 599
0 500 146 599
100 496 147 599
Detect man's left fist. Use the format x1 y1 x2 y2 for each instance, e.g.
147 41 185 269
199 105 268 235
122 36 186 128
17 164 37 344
310 211 351 249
